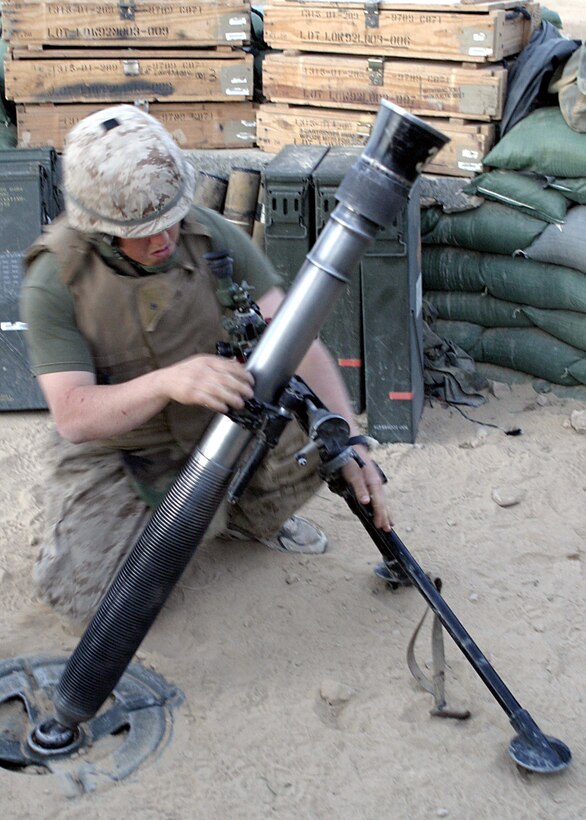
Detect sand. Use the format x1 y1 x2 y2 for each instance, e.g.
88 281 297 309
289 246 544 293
1 380 585 818
548 0 586 39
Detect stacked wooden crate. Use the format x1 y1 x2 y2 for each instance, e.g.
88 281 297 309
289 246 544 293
258 0 540 176
1 0 257 150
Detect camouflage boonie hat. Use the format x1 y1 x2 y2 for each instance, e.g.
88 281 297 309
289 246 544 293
63 105 195 238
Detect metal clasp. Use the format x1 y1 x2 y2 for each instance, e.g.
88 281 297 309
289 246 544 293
368 57 384 86
123 60 140 76
364 1 380 28
119 0 136 20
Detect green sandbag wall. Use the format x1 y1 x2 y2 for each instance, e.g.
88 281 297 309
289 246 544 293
435 322 586 387
422 106 586 390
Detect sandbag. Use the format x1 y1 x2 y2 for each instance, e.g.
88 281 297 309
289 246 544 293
483 107 586 177
549 43 586 133
522 305 586 352
463 170 569 223
433 320 485 353
422 246 586 313
475 362 534 384
421 201 548 255
540 7 563 30
547 177 586 205
427 288 586 352
436 322 585 386
568 358 586 383
425 290 530 327
516 205 586 273
477 362 586 400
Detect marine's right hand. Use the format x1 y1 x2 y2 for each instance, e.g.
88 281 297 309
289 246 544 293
160 354 255 413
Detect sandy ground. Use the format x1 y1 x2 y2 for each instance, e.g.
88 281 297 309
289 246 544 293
1 381 585 819
547 0 586 39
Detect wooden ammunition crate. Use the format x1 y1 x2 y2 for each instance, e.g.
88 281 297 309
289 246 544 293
1 0 251 49
4 49 254 104
257 104 374 153
263 0 538 63
263 52 507 121
16 102 257 151
425 117 495 175
256 104 496 177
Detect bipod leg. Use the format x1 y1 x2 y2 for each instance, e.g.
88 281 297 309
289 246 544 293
335 479 571 773
292 391 572 773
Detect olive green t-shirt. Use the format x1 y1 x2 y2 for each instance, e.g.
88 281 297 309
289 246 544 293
20 208 281 376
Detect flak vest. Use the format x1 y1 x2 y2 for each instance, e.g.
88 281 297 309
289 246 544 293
25 210 232 454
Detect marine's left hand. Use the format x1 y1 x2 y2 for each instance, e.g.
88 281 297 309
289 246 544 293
341 444 393 531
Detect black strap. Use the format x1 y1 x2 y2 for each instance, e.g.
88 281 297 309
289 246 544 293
347 435 374 451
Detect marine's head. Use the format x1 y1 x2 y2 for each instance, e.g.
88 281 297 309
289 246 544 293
63 104 195 241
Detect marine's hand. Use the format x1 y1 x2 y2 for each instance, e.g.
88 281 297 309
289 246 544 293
341 445 393 531
160 354 255 413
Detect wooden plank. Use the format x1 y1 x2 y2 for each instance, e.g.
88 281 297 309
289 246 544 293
256 104 495 177
263 52 507 120
4 50 254 103
263 1 538 62
2 0 251 48
16 102 257 150
9 47 243 60
267 0 535 10
257 104 375 152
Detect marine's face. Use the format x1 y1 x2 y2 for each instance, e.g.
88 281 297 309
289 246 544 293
117 223 181 266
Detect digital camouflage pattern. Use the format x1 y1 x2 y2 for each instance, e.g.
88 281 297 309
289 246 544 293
33 424 322 625
63 104 196 238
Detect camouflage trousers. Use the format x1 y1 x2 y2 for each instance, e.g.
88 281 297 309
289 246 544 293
33 424 322 625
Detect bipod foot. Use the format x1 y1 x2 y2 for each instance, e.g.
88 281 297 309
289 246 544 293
509 709 571 773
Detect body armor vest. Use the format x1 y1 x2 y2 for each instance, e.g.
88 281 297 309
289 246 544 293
25 211 229 453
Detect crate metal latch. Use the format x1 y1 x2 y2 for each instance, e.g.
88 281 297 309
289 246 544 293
368 57 384 86
119 0 136 20
123 60 141 76
364 1 380 28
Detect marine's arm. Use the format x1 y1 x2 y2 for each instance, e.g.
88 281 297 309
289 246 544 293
21 251 254 444
37 359 254 444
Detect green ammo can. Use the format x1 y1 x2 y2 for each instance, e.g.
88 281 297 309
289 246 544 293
0 250 47 410
0 161 53 252
263 144 329 287
313 147 366 413
313 146 423 441
0 150 59 410
361 178 424 444
0 147 63 219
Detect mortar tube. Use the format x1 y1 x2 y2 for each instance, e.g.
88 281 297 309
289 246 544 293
52 101 449 729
